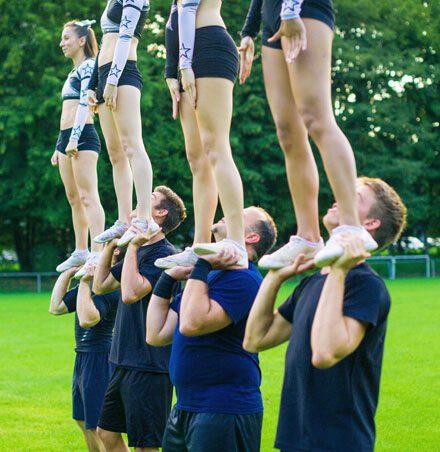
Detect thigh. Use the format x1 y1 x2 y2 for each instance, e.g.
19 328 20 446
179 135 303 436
121 370 173 449
161 407 187 452
261 46 307 134
72 355 85 422
179 93 204 159
71 151 99 193
194 78 233 140
113 85 143 140
98 104 124 154
284 18 334 117
58 153 79 196
98 366 127 433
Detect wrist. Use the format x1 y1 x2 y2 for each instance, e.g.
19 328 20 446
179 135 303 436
330 266 348 278
189 258 212 283
153 272 178 299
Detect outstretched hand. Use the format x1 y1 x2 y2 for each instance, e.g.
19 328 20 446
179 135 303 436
332 234 370 273
238 37 255 85
81 263 96 282
268 254 315 283
268 18 307 63
130 225 163 248
165 265 193 281
200 247 241 269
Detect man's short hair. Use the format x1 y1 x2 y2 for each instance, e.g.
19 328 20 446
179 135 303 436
249 207 278 259
359 177 407 249
154 186 187 234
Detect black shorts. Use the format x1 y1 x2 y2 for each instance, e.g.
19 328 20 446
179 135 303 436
72 352 113 429
192 26 239 83
162 407 263 452
96 60 143 104
262 0 335 50
56 124 101 154
98 367 173 448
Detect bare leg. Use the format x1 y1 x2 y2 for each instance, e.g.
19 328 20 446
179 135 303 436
284 19 360 227
98 104 133 225
72 151 105 253
180 92 218 244
114 86 152 223
262 45 320 242
76 421 105 452
58 153 88 250
97 428 130 452
195 78 245 246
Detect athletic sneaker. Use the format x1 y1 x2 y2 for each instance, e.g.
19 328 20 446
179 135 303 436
193 239 248 268
258 236 324 270
155 247 199 269
117 218 161 247
56 249 88 273
73 251 101 279
94 220 128 244
314 225 378 268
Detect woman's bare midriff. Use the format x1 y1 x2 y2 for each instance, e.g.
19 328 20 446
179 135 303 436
177 0 225 29
98 33 139 67
60 99 93 130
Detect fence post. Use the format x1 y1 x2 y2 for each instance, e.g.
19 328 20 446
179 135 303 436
391 257 396 280
36 274 41 293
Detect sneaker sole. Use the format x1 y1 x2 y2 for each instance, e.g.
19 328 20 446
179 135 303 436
192 245 217 256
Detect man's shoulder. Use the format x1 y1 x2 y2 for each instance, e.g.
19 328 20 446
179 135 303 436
346 264 388 292
210 263 262 287
138 239 177 260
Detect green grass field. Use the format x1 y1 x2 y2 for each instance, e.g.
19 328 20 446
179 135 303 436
0 279 439 451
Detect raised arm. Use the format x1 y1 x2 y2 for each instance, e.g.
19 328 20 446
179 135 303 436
49 268 78 315
106 0 146 86
93 241 120 294
77 271 101 328
311 235 370 369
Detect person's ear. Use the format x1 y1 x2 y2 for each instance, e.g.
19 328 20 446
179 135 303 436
363 218 381 233
79 36 86 47
155 208 168 221
245 231 260 245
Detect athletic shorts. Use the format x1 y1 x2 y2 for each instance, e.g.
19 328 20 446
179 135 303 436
56 124 101 154
191 26 239 83
262 0 335 50
98 367 173 448
72 352 113 429
96 60 143 104
162 407 263 452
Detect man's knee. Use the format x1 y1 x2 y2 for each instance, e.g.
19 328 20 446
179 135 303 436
97 427 120 446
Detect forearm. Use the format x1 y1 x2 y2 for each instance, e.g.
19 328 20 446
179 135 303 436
165 1 179 79
178 0 199 70
281 0 304 20
244 274 283 351
77 280 101 328
311 268 351 363
93 246 118 294
49 273 72 314
121 244 149 303
87 54 99 91
147 294 174 345
241 0 263 39
180 279 210 327
69 78 90 142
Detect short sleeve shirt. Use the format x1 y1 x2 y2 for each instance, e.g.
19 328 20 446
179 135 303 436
63 285 119 353
275 263 391 452
109 239 176 372
169 262 264 414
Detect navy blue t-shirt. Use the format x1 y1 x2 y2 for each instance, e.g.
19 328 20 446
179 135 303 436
275 263 391 452
169 261 264 414
63 286 119 353
109 238 175 372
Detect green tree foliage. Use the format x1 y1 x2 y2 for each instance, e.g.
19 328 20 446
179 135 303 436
0 0 438 270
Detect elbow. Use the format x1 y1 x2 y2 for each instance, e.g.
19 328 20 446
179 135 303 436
121 290 139 305
79 318 99 329
92 281 104 295
179 321 201 337
311 351 338 369
146 332 164 347
242 337 261 354
49 308 60 316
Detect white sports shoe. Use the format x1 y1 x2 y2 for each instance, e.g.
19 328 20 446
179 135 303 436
94 220 128 244
56 249 88 273
258 236 324 270
314 225 378 268
155 247 199 269
117 218 160 247
193 239 248 268
73 251 101 279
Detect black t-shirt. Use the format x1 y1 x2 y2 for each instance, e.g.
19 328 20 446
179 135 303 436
275 263 391 452
63 286 119 354
109 239 175 372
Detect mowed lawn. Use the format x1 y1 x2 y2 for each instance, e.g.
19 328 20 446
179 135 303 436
0 278 439 451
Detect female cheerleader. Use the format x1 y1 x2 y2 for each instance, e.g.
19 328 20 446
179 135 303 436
239 0 377 268
155 0 248 269
53 20 105 277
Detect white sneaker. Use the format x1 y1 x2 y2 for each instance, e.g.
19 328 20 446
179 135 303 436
117 218 160 247
314 225 378 268
193 239 248 268
155 247 199 269
258 236 324 270
56 249 88 273
94 220 128 244
73 251 101 279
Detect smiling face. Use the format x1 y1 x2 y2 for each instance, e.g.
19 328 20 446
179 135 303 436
323 182 380 234
59 27 83 59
